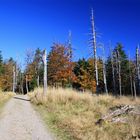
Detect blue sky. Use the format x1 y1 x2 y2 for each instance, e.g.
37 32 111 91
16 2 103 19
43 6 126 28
0 0 140 65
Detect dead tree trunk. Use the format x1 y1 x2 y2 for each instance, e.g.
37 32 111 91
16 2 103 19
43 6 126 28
21 73 24 94
43 49 47 95
68 30 72 87
100 44 108 94
133 80 137 99
37 75 39 88
26 75 29 94
96 105 138 125
68 30 72 62
91 9 99 93
15 64 18 90
103 59 108 94
136 45 140 94
13 65 16 92
128 53 133 97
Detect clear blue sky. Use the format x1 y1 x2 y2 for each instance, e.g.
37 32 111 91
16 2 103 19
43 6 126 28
0 0 140 65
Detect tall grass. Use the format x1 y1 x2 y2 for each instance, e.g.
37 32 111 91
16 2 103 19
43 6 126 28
0 90 15 102
0 90 15 112
29 87 140 140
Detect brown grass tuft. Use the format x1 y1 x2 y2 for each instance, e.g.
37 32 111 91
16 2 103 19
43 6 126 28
29 88 140 140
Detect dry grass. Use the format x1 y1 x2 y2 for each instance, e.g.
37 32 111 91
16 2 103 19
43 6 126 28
0 90 15 102
0 90 15 111
29 88 140 140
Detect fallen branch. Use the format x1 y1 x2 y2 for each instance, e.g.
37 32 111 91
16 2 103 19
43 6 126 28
103 105 134 120
96 105 140 125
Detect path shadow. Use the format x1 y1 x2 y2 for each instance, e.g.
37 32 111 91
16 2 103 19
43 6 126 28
14 96 31 102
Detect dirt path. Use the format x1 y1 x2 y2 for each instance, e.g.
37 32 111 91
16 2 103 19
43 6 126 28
0 95 54 140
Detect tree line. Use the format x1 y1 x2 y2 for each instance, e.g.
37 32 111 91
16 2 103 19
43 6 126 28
0 42 139 97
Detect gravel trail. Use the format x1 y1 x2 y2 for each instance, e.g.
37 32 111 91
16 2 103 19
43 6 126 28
0 95 54 140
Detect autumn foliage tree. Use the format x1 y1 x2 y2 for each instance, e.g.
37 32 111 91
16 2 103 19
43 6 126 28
0 58 15 91
47 43 74 87
73 58 96 92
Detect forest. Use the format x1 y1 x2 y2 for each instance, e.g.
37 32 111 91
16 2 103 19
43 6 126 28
0 41 139 97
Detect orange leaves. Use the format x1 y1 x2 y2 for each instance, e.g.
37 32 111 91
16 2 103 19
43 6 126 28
72 58 97 92
25 74 34 82
0 59 14 91
48 43 74 87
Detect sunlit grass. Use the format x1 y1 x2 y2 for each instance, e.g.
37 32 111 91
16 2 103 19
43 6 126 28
0 90 15 112
29 87 140 140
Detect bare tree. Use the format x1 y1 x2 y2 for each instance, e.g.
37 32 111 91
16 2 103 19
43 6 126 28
25 49 34 93
67 30 73 87
15 54 24 94
37 75 39 88
20 72 24 94
91 9 99 93
13 65 16 92
68 30 72 62
25 49 34 64
132 61 137 99
136 45 140 93
99 43 108 94
18 63 24 94
43 49 47 95
25 75 29 93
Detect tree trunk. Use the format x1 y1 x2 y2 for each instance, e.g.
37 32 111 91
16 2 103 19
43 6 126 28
91 9 99 93
136 46 140 93
26 76 29 94
128 53 133 97
133 80 137 100
37 75 39 88
13 66 16 93
21 73 24 94
43 49 47 95
101 45 108 94
103 62 108 94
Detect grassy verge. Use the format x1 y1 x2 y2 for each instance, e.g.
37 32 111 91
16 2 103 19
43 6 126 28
0 91 15 113
29 88 140 140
